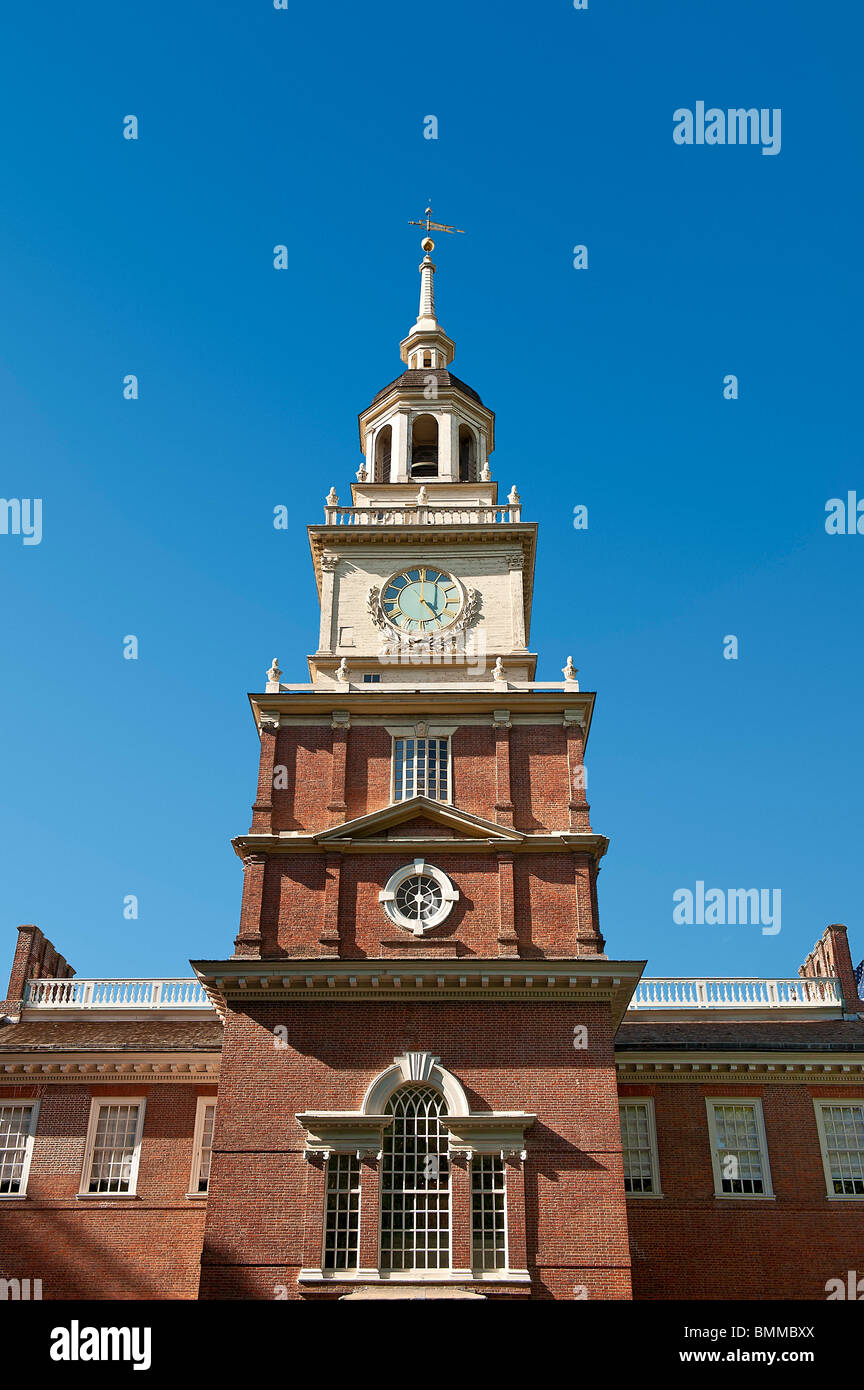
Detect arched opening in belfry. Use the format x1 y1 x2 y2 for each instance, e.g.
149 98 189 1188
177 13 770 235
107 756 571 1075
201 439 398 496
422 351 433 368
374 425 392 484
458 425 477 482
411 414 439 478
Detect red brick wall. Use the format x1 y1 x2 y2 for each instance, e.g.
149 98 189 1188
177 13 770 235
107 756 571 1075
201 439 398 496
510 725 570 832
256 722 576 834
254 852 600 958
620 1081 864 1300
0 1082 214 1300
199 999 630 1301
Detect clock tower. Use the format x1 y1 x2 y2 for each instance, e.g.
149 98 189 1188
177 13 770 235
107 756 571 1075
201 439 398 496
193 225 643 1300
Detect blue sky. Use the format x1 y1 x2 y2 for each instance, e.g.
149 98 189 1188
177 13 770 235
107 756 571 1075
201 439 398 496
0 0 861 984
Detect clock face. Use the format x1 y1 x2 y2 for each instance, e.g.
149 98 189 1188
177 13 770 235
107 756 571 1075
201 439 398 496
381 567 462 633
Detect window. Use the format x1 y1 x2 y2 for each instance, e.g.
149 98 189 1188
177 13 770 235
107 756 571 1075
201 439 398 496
472 1155 507 1270
619 1100 662 1195
379 860 459 935
81 1099 145 1196
363 673 380 684
814 1102 864 1197
393 737 449 802
706 1100 772 1198
323 1153 361 1271
380 1085 450 1271
190 1099 216 1195
0 1102 39 1196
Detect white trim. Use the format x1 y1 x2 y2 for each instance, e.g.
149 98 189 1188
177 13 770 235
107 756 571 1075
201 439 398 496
378 859 459 935
390 733 453 806
0 1099 40 1198
813 1099 864 1200
362 1054 470 1118
619 1098 663 1198
705 1097 773 1199
188 1097 216 1197
78 1096 146 1198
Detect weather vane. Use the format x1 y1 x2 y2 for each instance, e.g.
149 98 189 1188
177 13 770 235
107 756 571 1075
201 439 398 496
409 204 466 252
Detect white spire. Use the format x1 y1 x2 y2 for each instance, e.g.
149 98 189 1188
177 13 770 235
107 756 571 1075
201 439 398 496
418 249 437 321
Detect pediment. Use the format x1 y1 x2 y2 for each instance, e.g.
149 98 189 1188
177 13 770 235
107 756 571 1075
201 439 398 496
316 796 523 844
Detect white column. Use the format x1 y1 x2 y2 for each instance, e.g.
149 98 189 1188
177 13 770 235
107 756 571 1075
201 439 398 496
509 554 526 649
392 409 410 482
318 555 338 653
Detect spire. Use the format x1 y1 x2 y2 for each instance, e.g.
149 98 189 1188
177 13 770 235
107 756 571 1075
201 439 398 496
400 206 462 370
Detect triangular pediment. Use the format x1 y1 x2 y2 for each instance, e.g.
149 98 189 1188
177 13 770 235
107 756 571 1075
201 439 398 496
316 796 523 843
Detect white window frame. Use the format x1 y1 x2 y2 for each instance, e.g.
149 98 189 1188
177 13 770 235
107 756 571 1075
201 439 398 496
188 1098 217 1198
78 1097 146 1199
619 1098 663 1198
379 859 459 935
321 1151 362 1272
0 1100 40 1199
813 1100 864 1201
391 734 452 805
705 1097 773 1199
471 1154 509 1272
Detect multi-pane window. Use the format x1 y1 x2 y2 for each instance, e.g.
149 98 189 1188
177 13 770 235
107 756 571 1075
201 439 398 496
323 1154 361 1271
0 1103 38 1196
815 1103 864 1197
620 1101 661 1195
82 1101 144 1195
380 1085 450 1271
707 1100 772 1197
190 1100 216 1195
393 738 449 802
471 1156 507 1271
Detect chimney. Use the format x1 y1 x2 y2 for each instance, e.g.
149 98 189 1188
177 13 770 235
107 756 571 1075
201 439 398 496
1 924 76 1021
799 924 862 1019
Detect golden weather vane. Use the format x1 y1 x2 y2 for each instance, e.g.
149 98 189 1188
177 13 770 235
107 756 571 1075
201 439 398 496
409 204 466 251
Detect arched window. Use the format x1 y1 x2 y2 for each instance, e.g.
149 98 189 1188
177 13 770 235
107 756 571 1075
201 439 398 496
374 424 392 484
380 1085 450 1270
458 424 476 482
423 351 433 368
410 414 439 479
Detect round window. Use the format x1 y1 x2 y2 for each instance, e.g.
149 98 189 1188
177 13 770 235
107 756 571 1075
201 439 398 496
394 873 443 926
379 860 459 936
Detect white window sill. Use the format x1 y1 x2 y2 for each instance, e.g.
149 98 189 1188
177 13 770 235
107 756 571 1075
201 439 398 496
712 1193 775 1201
299 1268 530 1285
75 1192 140 1200
185 1191 209 1200
0 1193 28 1201
625 1190 665 1199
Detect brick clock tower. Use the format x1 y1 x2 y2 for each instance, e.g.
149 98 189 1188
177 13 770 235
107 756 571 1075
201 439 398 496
193 225 644 1301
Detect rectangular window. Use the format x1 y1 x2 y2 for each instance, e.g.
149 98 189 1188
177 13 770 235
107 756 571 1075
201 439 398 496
323 1153 361 1271
815 1102 864 1197
393 737 449 802
471 1155 507 1271
620 1100 662 1195
363 673 380 684
0 1102 39 1196
81 1100 145 1196
190 1099 216 1195
706 1099 772 1198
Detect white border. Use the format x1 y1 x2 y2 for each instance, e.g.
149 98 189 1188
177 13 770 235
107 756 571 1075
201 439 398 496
813 1099 864 1201
619 1098 663 1198
187 1096 217 1198
378 859 459 935
77 1096 146 1199
0 1099 40 1199
705 1097 774 1199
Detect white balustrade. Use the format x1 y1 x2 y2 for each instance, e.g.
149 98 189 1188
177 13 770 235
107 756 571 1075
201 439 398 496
324 503 521 526
24 978 212 1010
628 977 842 1011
